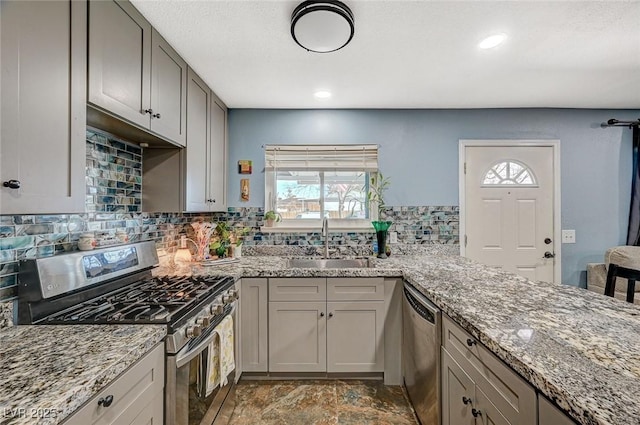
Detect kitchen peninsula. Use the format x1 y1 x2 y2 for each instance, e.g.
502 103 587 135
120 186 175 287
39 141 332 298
1 251 639 425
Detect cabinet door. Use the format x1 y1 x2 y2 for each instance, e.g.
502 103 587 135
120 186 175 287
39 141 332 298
240 279 269 372
268 301 326 372
64 343 164 425
184 68 211 212
538 396 576 425
1 0 86 214
150 29 187 146
88 0 151 129
441 348 475 425
476 387 511 425
208 96 227 211
327 301 384 372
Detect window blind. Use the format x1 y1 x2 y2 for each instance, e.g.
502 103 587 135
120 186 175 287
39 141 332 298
264 145 378 172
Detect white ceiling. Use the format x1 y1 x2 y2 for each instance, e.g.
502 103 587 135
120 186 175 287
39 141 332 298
130 0 640 109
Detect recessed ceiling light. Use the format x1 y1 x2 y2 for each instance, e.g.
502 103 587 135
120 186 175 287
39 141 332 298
314 90 332 99
478 33 507 49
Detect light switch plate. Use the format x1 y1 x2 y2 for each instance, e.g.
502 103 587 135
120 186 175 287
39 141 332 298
562 229 576 244
389 231 398 244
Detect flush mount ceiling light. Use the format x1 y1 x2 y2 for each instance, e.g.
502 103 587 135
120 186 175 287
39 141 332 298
291 1 355 53
479 33 507 49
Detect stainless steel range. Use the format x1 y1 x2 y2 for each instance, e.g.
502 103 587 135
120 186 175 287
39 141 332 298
17 241 239 425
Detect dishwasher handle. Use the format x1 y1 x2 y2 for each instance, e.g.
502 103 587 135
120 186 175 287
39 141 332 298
403 284 438 324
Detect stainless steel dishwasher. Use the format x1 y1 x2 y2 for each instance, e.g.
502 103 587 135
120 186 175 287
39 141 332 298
403 281 441 425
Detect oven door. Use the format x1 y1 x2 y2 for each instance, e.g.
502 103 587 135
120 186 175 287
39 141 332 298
166 302 237 425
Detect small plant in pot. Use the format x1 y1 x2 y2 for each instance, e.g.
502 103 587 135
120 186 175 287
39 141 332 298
367 173 392 258
264 210 281 227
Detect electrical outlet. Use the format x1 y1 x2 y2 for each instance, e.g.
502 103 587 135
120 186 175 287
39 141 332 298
562 230 576 244
389 231 398 244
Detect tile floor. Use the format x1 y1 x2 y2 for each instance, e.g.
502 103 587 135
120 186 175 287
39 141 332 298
227 380 419 425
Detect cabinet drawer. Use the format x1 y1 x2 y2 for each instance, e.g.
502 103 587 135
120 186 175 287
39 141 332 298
442 315 536 425
269 278 326 302
64 342 164 425
327 278 384 301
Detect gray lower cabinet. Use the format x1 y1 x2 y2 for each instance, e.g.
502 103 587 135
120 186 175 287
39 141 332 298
442 347 474 425
240 278 269 372
327 301 384 373
88 0 187 146
538 396 576 425
441 315 536 425
63 342 164 425
269 300 327 372
1 0 86 214
267 278 385 374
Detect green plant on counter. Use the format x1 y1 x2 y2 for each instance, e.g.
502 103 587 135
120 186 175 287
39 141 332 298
367 173 391 220
231 226 250 246
265 210 281 221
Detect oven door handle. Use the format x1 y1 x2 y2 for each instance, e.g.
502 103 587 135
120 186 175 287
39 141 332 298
175 302 236 369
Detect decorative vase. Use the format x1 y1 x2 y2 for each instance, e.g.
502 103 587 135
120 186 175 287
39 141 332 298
372 221 392 259
232 244 242 259
266 218 275 227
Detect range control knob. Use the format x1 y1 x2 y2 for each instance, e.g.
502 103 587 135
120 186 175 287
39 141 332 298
186 325 202 338
210 303 223 315
222 294 233 304
196 316 211 327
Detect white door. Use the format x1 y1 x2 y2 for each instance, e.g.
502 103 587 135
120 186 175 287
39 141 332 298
461 142 559 283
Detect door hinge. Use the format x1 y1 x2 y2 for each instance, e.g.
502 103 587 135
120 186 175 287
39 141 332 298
464 162 467 174
464 234 467 247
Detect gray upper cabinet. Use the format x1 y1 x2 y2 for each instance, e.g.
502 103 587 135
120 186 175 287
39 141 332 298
150 28 187 146
208 95 228 211
184 69 227 212
185 68 211 212
88 0 186 147
1 0 86 214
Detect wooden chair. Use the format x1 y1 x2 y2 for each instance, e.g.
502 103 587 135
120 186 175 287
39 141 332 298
604 263 640 303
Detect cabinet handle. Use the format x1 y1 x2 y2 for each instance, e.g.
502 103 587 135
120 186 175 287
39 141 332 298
466 338 477 347
472 408 482 418
3 180 20 189
152 112 161 119
144 108 153 115
328 312 334 318
211 199 216 203
98 395 114 408
319 312 325 317
462 396 472 405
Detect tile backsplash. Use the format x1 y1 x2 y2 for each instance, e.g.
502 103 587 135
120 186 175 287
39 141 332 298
0 129 459 328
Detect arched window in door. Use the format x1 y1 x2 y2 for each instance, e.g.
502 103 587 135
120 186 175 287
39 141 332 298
482 160 537 186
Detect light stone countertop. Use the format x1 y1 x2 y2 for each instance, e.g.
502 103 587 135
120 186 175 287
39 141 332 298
2 251 638 425
161 253 640 425
0 325 166 425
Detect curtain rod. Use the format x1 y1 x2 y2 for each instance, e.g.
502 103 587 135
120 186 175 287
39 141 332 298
601 118 640 128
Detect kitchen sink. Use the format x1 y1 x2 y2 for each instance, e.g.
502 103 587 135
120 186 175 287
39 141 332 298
286 258 372 269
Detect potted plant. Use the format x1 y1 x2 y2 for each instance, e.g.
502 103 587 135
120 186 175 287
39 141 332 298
367 173 392 258
264 210 281 227
230 226 250 258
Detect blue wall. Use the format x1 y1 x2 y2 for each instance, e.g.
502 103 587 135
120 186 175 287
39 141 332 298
228 108 640 286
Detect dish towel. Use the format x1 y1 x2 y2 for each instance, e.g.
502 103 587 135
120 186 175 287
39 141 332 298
204 315 235 396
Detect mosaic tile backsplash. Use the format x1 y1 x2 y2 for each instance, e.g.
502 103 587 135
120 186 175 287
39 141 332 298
85 129 142 213
0 128 458 327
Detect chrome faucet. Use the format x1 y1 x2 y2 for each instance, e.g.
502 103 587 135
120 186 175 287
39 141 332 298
322 217 329 258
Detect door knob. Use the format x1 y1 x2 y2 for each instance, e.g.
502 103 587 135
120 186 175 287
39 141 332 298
544 238 552 244
472 408 482 418
152 112 161 119
543 251 555 259
462 396 472 405
144 108 153 115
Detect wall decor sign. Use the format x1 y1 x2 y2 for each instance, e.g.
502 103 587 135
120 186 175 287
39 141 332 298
238 160 252 174
241 179 250 202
